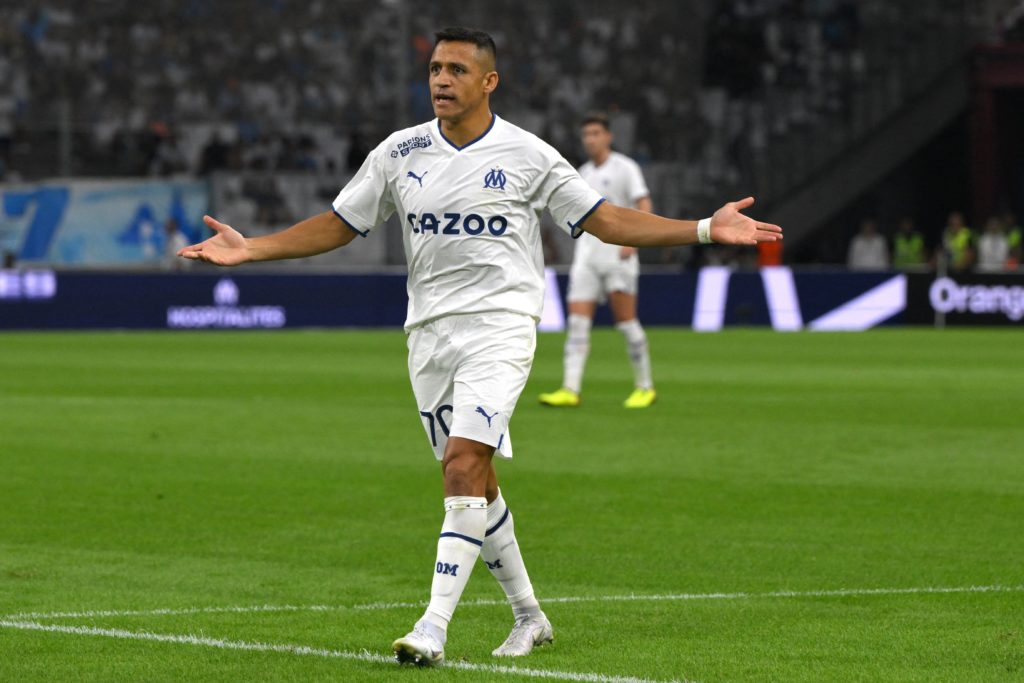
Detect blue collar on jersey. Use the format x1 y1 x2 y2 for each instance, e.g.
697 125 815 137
436 114 496 151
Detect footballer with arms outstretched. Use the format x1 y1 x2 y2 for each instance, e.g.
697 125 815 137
540 112 657 410
179 27 782 667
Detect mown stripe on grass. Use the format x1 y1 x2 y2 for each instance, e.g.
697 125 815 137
5 583 1021 621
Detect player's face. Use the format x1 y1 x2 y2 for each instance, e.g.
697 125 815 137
581 123 612 160
429 41 497 122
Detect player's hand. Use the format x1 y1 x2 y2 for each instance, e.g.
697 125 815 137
619 246 636 260
177 215 251 266
710 197 782 246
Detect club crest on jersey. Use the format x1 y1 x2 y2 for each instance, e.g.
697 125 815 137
483 167 507 191
391 133 433 158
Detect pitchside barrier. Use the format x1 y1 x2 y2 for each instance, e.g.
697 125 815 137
1 267 1021 331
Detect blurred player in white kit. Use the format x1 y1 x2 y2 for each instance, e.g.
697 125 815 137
539 113 656 409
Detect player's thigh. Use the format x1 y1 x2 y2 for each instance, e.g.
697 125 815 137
407 324 457 460
606 261 640 322
449 313 536 457
566 263 603 307
609 290 638 322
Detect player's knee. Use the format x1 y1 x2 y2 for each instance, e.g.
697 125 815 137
617 318 645 343
567 313 592 342
441 447 490 496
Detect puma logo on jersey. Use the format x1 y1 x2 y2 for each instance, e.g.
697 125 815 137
475 406 498 427
407 170 428 187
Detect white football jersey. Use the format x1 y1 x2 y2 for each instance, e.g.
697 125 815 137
332 115 604 330
574 151 650 265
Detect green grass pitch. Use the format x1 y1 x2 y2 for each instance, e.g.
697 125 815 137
1 328 1022 682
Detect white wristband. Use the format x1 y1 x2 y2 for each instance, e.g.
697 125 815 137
697 217 713 244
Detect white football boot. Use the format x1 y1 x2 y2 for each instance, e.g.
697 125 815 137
492 612 554 657
392 620 445 667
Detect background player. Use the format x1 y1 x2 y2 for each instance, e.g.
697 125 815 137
178 27 781 668
539 113 655 409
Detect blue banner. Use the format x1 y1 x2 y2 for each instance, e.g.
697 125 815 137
0 268 925 331
0 179 208 265
0 271 409 330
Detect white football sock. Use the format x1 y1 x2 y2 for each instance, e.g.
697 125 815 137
562 313 592 394
421 496 487 633
481 490 541 621
617 319 652 390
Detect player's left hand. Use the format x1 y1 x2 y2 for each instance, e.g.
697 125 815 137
619 246 636 260
710 197 782 246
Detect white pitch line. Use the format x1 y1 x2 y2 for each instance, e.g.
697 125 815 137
5 583 1022 622
5 603 328 622
0 619 685 683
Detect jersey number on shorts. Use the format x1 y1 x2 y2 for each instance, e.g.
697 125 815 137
407 212 508 236
420 404 453 447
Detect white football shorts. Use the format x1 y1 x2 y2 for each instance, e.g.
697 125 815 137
566 256 639 304
407 311 536 460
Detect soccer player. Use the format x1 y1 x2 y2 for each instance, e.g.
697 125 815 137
178 27 781 667
539 113 656 409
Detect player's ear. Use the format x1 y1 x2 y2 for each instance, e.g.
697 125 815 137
482 70 498 94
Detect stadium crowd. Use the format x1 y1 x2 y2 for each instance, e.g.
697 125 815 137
1 0 1021 270
0 0 902 180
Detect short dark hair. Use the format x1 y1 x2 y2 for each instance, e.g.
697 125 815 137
434 27 497 64
581 112 611 130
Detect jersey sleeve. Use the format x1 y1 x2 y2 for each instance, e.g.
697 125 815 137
537 154 605 239
331 142 396 237
625 160 651 205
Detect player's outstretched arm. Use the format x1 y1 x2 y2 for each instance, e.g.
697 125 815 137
582 197 782 248
177 211 359 266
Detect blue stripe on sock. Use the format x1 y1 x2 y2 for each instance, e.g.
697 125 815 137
485 507 510 537
439 531 483 547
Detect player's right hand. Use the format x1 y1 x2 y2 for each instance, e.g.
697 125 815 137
177 215 250 266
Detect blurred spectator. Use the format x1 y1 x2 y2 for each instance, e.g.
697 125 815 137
1004 211 1022 268
847 219 889 270
245 175 291 225
346 130 371 173
940 211 974 272
199 133 231 175
162 217 189 271
294 136 318 172
1003 3 1024 42
976 216 1010 272
891 217 926 269
149 128 188 177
